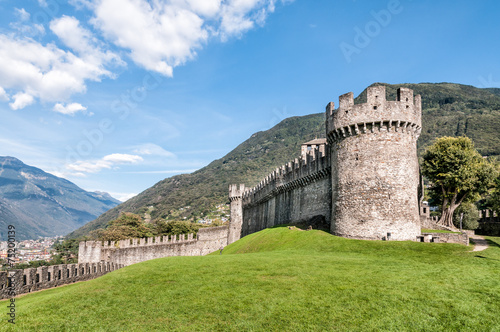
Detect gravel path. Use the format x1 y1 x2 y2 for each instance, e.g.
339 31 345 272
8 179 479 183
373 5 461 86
470 235 489 252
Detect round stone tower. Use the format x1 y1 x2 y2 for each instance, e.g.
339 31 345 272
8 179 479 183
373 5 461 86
326 85 421 241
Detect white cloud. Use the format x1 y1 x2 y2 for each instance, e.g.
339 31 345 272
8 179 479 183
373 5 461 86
9 92 34 110
9 8 45 37
108 192 137 202
0 87 9 101
87 0 291 76
53 102 88 115
132 143 176 158
1 1 290 110
15 8 30 21
67 153 143 174
91 0 208 76
0 16 122 110
102 153 143 163
50 15 122 68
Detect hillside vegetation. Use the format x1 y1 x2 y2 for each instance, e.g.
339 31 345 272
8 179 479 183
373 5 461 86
68 83 500 238
4 228 500 331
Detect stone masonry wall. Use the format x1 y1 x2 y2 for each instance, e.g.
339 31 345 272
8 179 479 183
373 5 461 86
79 226 229 266
239 147 331 237
421 232 469 245
326 86 422 241
0 261 123 299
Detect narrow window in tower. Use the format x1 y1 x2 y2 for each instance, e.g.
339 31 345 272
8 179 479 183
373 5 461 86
373 106 377 110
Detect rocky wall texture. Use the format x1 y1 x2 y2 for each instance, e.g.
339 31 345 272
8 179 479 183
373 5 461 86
79 226 229 266
0 261 123 299
327 86 421 241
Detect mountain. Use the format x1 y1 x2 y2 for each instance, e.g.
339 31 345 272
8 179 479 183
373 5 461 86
67 82 500 238
0 157 120 240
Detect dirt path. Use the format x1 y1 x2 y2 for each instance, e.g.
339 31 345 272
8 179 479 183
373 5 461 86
470 235 489 252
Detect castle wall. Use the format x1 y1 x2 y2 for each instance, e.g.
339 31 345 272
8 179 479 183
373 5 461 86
0 261 123 299
329 127 421 240
230 86 426 242
79 226 229 266
228 184 245 244
239 148 331 237
420 232 469 245
477 210 500 236
327 86 421 241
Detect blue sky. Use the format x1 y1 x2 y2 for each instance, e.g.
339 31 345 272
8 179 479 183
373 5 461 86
0 0 499 201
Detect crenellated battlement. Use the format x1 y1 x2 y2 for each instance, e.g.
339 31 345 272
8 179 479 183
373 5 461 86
229 184 245 201
326 86 421 140
242 146 330 206
0 261 123 299
229 84 424 242
80 232 197 253
79 226 229 266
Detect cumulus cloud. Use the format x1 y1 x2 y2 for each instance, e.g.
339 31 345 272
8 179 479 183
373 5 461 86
88 0 290 76
0 15 122 110
53 102 88 115
9 92 34 110
1 1 290 110
50 15 122 68
91 0 208 76
67 153 143 174
132 143 176 158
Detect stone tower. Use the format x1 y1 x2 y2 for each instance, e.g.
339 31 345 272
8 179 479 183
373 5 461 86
227 184 245 244
326 86 422 240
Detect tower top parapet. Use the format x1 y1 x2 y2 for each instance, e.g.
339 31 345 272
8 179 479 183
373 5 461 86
229 184 245 201
326 86 421 134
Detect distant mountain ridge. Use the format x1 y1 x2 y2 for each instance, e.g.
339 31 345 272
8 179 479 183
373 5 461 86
68 82 500 239
0 156 120 240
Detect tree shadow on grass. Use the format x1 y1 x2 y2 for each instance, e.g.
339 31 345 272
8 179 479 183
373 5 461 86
485 238 500 249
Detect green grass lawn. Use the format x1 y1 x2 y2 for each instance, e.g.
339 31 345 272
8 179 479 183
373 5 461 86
2 227 500 331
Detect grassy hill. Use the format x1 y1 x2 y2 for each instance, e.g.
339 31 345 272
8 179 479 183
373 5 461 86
68 83 500 238
4 228 500 331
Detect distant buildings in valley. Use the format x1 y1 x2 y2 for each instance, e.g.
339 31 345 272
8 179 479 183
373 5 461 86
0 236 62 265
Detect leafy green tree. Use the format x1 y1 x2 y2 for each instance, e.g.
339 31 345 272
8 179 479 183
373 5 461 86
453 203 479 230
422 137 497 228
52 238 79 264
152 220 200 236
100 213 153 241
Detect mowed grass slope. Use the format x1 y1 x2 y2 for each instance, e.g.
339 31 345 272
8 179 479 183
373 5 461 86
2 228 500 331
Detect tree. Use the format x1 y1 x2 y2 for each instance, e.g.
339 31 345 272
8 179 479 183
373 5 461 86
422 137 497 228
453 202 479 230
489 174 500 214
100 213 153 241
52 239 79 264
152 220 200 236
